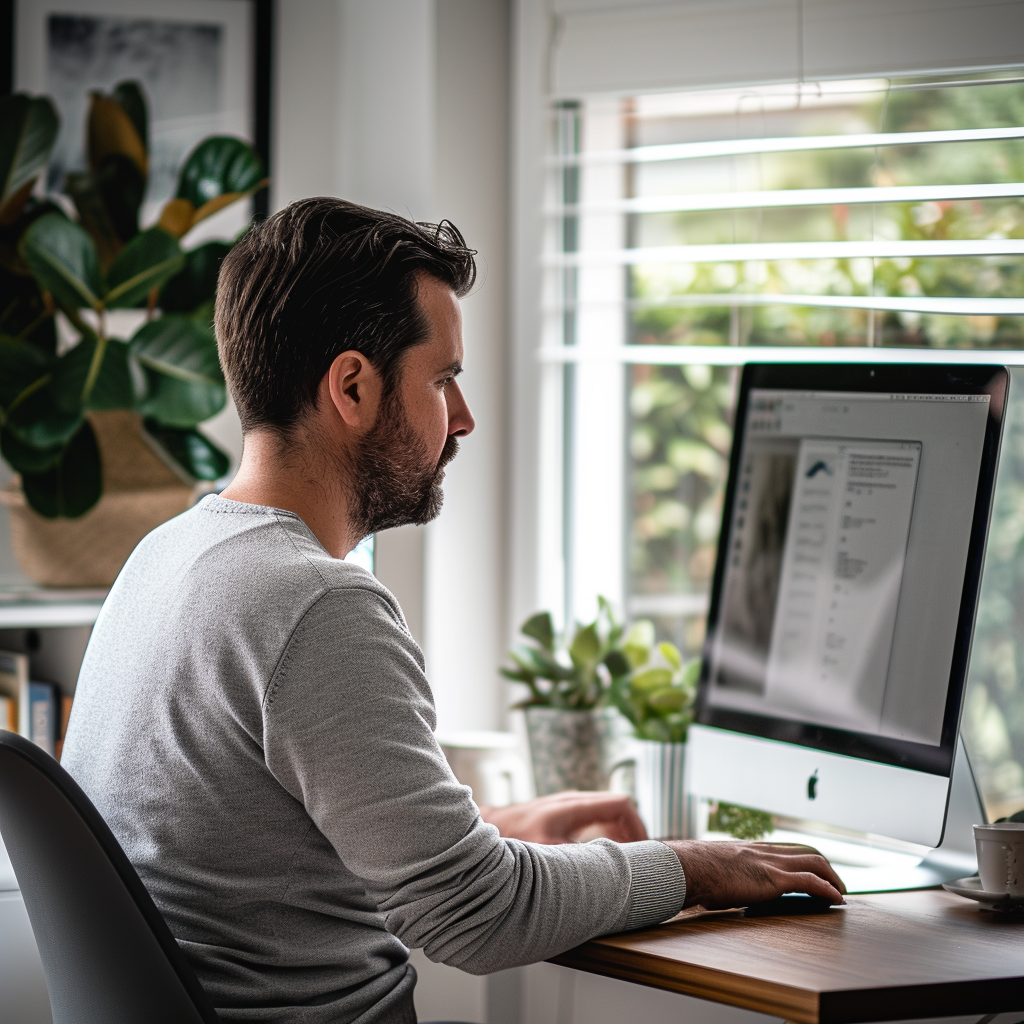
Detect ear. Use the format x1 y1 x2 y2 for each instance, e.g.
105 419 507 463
322 350 382 429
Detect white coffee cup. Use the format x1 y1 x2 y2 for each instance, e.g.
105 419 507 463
973 822 1024 896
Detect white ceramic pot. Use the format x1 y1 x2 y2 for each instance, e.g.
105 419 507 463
523 706 631 796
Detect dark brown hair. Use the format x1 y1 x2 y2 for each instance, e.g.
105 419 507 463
215 197 476 433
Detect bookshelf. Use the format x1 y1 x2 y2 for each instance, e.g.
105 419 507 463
0 588 106 630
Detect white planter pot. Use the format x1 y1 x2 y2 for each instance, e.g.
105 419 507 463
524 706 631 796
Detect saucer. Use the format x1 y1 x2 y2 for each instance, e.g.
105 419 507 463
942 876 1024 912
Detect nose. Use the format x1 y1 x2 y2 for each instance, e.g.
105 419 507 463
447 381 475 437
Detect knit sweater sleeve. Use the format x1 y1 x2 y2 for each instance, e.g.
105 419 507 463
262 584 686 972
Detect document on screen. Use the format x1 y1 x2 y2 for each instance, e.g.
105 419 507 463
764 439 922 733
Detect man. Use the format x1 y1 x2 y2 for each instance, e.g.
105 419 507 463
63 198 844 1023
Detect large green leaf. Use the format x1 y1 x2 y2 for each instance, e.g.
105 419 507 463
20 213 104 311
139 372 225 428
106 228 183 309
0 260 58 352
63 171 121 270
176 137 265 207
95 153 146 245
143 419 229 480
5 381 82 449
0 334 49 410
0 95 59 225
0 427 62 474
159 240 232 314
129 314 223 383
111 81 148 154
87 338 145 410
48 335 142 412
20 419 102 518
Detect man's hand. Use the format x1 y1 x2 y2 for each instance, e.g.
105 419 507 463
664 840 847 908
480 791 648 844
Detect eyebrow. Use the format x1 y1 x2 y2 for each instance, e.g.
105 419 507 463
438 361 463 377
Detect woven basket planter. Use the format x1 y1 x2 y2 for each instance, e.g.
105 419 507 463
1 411 196 588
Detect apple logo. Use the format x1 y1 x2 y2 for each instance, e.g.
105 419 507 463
807 771 819 800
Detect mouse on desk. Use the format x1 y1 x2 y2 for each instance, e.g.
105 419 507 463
743 894 840 917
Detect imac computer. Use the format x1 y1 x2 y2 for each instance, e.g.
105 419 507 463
688 363 1008 891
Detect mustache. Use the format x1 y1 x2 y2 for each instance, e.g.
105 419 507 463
436 435 459 474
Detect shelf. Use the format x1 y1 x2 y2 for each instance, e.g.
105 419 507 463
0 588 107 630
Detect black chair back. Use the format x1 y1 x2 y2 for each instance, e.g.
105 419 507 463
0 729 219 1024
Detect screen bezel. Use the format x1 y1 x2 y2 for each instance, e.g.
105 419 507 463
695 363 1008 777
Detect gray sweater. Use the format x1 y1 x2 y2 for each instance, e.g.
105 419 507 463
62 496 687 1023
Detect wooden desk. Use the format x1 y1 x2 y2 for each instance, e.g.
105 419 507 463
551 891 1024 1023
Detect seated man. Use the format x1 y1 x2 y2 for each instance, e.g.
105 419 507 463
62 197 844 1024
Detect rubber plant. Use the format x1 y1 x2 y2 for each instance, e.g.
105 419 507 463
0 83 266 517
502 597 632 710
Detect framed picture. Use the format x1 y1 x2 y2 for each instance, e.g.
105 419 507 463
4 0 272 226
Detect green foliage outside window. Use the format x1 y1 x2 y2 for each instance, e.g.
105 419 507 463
624 74 1024 820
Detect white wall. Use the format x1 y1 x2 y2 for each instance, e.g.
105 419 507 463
274 1 512 727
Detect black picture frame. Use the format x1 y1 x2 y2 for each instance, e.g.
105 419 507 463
1 0 272 219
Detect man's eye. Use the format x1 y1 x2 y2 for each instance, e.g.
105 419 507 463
439 376 454 389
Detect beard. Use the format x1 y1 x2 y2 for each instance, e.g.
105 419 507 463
347 398 460 539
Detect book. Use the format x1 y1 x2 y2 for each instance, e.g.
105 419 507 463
55 695 74 762
28 682 58 757
0 650 29 736
0 695 14 732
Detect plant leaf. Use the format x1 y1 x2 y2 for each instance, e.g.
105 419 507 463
95 153 146 245
20 419 102 518
176 137 265 209
631 667 673 693
159 241 232 314
129 313 222 384
106 228 184 309
603 649 631 678
648 687 689 712
87 91 147 178
680 658 701 691
0 334 49 410
63 171 122 269
139 372 224 428
0 427 62 473
569 622 601 665
20 213 104 311
142 419 229 480
521 611 555 651
658 641 683 671
86 337 145 410
0 95 59 226
156 197 196 239
111 81 148 154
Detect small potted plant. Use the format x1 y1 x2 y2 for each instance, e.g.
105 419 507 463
608 621 698 838
501 597 632 795
610 623 774 840
0 84 265 586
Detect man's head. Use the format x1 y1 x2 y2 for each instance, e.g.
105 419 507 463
215 198 477 537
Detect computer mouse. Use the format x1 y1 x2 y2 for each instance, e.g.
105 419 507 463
743 894 839 916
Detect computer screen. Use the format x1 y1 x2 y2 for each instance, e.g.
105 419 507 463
696 364 1007 780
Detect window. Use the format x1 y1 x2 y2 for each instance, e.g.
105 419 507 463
542 70 1024 820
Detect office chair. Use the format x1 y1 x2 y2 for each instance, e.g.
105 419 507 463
0 729 220 1024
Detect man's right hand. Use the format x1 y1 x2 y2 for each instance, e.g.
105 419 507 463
663 840 847 909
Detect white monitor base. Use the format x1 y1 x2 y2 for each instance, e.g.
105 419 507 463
724 737 986 893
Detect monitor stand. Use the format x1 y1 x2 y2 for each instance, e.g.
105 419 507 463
826 737 984 893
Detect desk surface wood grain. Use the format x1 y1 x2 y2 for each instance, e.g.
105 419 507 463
550 890 1024 1023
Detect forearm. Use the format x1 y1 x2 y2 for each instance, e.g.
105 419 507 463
379 824 685 974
